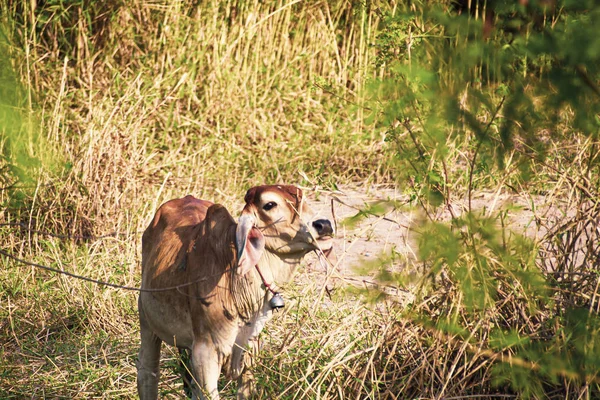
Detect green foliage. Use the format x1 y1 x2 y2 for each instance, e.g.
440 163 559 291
374 0 600 192
0 31 43 185
362 0 600 397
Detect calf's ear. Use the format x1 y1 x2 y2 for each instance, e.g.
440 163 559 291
235 214 265 275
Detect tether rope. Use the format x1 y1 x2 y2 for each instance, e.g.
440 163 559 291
0 248 223 292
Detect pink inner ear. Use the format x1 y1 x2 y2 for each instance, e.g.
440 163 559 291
238 227 265 275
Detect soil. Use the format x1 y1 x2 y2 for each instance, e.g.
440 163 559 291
301 185 551 304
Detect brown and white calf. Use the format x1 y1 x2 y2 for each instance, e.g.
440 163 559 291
137 185 334 399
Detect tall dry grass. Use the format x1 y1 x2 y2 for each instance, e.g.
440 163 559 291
0 1 396 398
4 0 388 232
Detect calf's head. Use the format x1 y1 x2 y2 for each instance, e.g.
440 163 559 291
236 185 334 275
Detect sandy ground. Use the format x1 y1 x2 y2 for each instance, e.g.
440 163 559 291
300 185 552 303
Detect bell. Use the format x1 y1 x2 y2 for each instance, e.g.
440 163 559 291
269 293 285 310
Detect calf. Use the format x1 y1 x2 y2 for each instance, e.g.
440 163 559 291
137 185 334 399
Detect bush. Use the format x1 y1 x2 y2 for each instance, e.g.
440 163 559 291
364 0 600 398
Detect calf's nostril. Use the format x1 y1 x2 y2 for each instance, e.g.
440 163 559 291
312 219 333 236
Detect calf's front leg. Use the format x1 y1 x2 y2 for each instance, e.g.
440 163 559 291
191 339 221 400
237 362 256 400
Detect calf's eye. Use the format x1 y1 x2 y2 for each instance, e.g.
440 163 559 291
263 202 277 211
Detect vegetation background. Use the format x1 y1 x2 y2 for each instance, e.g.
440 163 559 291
1 0 599 398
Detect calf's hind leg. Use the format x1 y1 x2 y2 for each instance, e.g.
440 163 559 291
137 315 163 400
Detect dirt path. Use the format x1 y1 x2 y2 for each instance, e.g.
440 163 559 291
301 186 548 302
